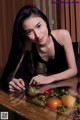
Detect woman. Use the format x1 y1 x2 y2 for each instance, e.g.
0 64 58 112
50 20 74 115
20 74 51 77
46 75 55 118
0 5 80 92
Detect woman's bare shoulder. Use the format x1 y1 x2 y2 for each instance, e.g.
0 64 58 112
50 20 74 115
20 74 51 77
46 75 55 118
51 29 69 37
51 29 71 45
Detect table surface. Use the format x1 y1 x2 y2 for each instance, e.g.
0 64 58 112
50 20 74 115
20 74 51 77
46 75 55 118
0 77 79 120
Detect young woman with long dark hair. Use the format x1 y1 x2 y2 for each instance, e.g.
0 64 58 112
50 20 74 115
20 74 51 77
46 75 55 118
0 5 80 92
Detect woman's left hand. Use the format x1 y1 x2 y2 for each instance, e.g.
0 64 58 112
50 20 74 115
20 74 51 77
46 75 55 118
29 74 53 85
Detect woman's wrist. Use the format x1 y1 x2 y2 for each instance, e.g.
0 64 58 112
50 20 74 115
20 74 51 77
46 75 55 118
48 75 56 83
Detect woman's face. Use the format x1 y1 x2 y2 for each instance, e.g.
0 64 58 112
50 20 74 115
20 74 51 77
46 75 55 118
22 15 49 45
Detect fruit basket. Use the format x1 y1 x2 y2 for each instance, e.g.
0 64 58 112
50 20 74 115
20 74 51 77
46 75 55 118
25 85 80 120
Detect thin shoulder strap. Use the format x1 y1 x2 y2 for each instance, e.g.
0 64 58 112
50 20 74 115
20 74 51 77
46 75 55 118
8 50 26 81
8 41 32 81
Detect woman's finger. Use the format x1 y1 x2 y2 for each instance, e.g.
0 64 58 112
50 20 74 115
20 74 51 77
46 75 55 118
9 80 22 91
14 79 25 90
9 88 15 92
19 78 25 87
29 75 41 85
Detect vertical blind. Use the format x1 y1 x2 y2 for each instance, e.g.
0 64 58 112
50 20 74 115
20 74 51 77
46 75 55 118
35 0 57 30
58 0 80 43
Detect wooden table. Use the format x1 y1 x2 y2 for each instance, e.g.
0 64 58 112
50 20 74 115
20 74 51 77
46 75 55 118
0 77 79 120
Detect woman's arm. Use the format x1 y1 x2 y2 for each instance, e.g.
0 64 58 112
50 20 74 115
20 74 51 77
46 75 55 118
49 29 77 81
40 77 78 93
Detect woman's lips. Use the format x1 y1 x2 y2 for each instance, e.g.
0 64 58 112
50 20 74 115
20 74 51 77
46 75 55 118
38 37 44 42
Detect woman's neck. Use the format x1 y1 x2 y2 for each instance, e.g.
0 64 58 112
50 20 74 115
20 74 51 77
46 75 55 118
36 35 55 61
36 35 51 52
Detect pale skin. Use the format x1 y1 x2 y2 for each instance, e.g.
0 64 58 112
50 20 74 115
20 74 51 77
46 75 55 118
9 15 77 92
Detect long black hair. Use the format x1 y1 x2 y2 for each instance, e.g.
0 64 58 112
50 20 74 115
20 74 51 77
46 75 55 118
0 5 51 91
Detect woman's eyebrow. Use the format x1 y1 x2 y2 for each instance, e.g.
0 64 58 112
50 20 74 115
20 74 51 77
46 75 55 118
24 29 32 32
24 22 41 32
36 22 41 26
35 22 41 27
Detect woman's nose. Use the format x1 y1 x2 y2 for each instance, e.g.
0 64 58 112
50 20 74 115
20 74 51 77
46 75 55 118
34 30 40 39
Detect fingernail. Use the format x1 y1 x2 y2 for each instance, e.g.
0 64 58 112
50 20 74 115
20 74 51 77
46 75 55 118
23 87 25 90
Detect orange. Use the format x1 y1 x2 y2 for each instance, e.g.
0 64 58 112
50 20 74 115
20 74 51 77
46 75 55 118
47 98 62 110
61 95 76 108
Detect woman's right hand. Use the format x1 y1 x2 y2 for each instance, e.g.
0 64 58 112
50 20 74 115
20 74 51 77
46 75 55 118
9 78 25 92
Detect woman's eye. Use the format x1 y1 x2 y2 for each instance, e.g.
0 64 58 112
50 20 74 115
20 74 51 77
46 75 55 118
26 30 32 35
37 24 41 28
